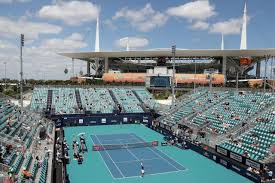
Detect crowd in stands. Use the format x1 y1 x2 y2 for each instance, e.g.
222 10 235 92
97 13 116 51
198 92 275 134
219 106 275 162
157 90 275 163
160 90 275 134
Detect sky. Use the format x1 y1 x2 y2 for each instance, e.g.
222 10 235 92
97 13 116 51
0 0 275 80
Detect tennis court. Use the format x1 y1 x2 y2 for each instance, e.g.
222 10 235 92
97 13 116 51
64 124 252 183
90 133 186 178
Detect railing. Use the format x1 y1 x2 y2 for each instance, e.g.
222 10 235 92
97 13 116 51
232 123 255 139
34 84 146 89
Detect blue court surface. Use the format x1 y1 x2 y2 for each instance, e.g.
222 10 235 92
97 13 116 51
91 133 186 179
65 124 251 183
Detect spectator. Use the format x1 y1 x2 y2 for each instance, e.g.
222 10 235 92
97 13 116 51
268 170 273 180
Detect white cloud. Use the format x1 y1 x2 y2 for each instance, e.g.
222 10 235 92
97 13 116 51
38 1 100 26
16 0 31 2
209 17 243 35
190 21 209 30
166 0 216 21
112 3 168 32
115 37 149 49
0 40 16 49
0 0 31 3
0 16 62 40
0 33 88 80
104 19 117 30
40 33 87 51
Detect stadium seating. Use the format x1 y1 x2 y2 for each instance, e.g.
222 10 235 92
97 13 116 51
79 88 115 113
52 88 78 114
191 92 275 134
219 106 275 161
159 89 212 124
0 96 54 182
133 88 160 109
30 86 156 115
111 88 144 113
39 152 49 183
31 87 49 111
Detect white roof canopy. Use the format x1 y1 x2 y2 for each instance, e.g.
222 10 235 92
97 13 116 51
59 49 275 61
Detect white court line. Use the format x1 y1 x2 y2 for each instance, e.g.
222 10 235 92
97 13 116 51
94 132 134 137
142 144 182 171
113 169 185 180
99 137 140 143
150 146 188 171
115 157 162 164
118 139 140 162
90 135 115 179
92 133 188 180
93 135 125 178
129 134 187 172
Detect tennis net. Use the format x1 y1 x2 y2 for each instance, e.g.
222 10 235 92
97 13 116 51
93 141 158 151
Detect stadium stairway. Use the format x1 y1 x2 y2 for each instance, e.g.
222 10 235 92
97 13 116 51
157 89 209 125
75 89 83 110
132 90 150 113
108 89 122 112
46 90 53 113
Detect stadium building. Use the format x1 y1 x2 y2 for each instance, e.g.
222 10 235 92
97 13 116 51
60 3 275 89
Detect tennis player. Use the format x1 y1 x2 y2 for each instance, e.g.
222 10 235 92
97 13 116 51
140 162 145 177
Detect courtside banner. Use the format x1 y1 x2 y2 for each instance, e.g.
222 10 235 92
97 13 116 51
230 152 243 162
245 159 261 170
216 146 228 156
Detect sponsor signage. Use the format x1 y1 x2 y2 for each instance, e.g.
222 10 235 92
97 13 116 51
212 155 216 161
220 159 228 167
231 165 241 172
216 146 228 156
230 152 242 162
101 118 106 123
246 159 261 170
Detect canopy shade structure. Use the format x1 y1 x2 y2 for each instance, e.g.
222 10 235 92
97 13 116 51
59 49 275 61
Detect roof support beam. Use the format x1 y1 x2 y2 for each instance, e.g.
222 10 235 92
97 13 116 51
222 56 227 84
256 61 261 79
87 61 91 76
104 57 109 73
